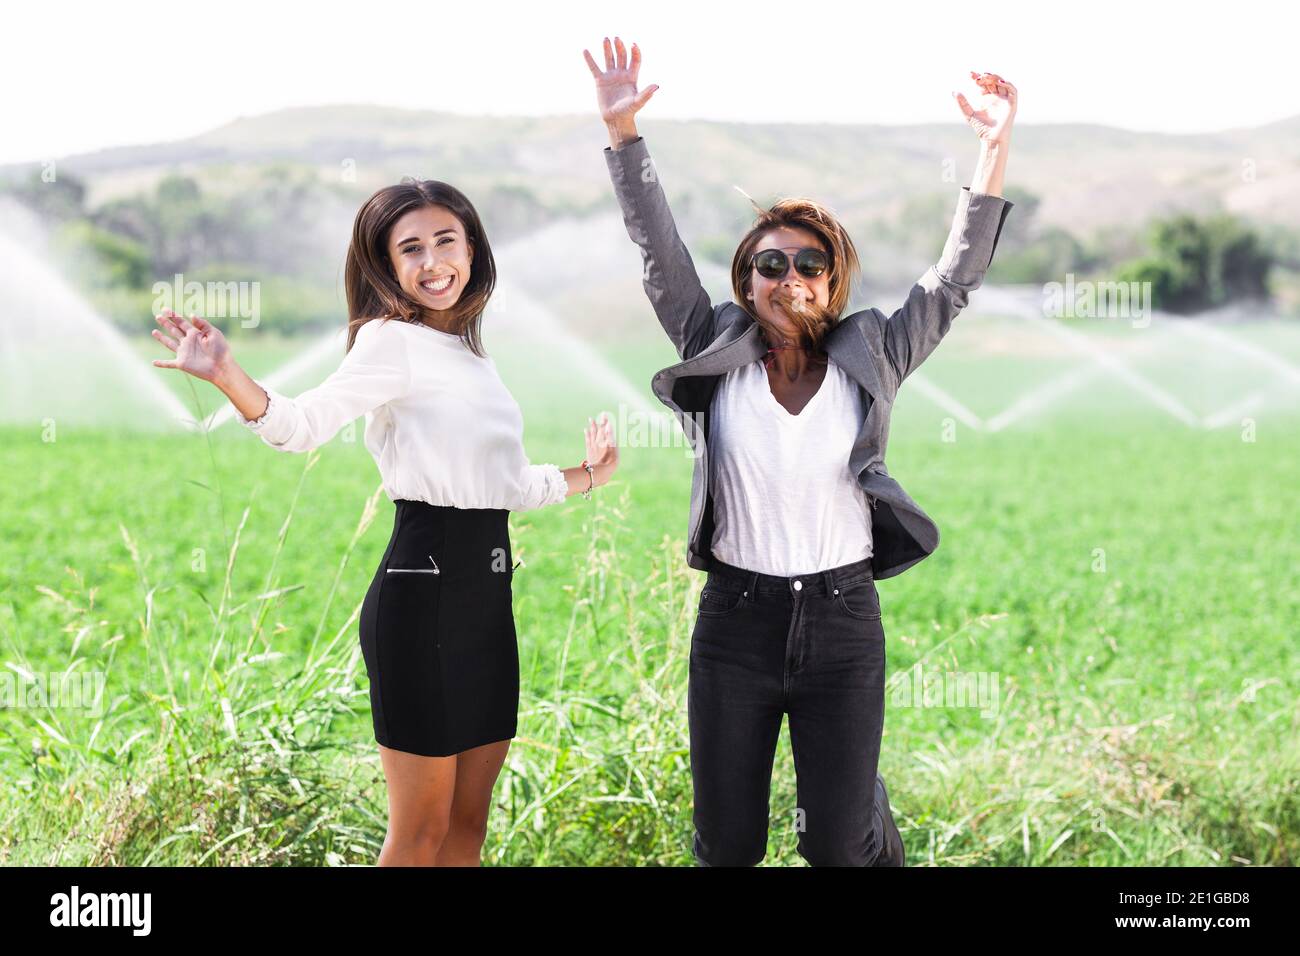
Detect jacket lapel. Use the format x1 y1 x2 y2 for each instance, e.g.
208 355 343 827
652 310 886 411
823 311 885 407
651 318 764 411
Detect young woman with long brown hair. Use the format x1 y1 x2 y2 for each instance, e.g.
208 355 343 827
149 177 618 866
586 36 1016 866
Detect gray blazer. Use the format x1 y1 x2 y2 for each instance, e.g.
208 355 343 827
603 136 1014 580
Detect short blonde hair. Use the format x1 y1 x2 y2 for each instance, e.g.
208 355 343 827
730 197 861 328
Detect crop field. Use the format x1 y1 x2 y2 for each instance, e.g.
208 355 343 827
1 305 1297 866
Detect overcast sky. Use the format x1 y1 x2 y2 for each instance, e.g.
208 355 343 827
3 0 1292 165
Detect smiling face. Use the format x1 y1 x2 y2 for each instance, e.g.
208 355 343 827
386 204 474 313
744 225 832 338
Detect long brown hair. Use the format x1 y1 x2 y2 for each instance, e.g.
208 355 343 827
343 177 496 356
730 197 861 350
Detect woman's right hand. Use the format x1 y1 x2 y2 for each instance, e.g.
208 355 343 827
152 309 232 384
582 36 658 147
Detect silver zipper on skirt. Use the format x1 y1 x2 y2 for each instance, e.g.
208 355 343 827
386 555 440 574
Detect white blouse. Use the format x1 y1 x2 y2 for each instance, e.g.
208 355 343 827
236 317 568 511
708 357 873 576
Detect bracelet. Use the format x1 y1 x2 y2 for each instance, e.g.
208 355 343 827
581 459 595 500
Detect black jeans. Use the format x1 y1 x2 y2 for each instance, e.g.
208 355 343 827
688 555 887 866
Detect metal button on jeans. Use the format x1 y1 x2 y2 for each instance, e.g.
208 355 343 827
793 580 803 591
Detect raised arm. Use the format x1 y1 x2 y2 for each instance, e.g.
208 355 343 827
152 310 410 453
871 72 1018 391
584 37 718 361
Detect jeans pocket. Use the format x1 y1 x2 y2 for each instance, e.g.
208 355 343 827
835 579 882 621
698 583 745 617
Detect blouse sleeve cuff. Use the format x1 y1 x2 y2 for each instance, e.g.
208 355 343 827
235 378 293 446
539 463 568 507
236 380 274 427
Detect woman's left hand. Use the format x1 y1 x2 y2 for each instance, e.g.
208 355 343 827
953 71 1017 146
585 412 618 483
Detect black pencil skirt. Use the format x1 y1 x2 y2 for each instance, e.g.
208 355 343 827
358 499 519 757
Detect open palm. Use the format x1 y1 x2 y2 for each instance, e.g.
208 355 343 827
583 36 658 128
954 71 1018 145
151 309 230 383
584 412 618 470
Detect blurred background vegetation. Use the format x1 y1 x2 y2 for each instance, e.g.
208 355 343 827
3 106 1298 339
1 107 1297 866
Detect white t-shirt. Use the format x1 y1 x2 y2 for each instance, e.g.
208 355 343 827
236 317 567 511
708 357 873 576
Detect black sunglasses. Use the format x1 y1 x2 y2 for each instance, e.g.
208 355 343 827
751 247 830 281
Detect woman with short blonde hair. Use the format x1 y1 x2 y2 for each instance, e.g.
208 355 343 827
586 35 1017 866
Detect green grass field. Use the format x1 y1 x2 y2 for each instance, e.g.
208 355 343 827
2 316 1297 866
